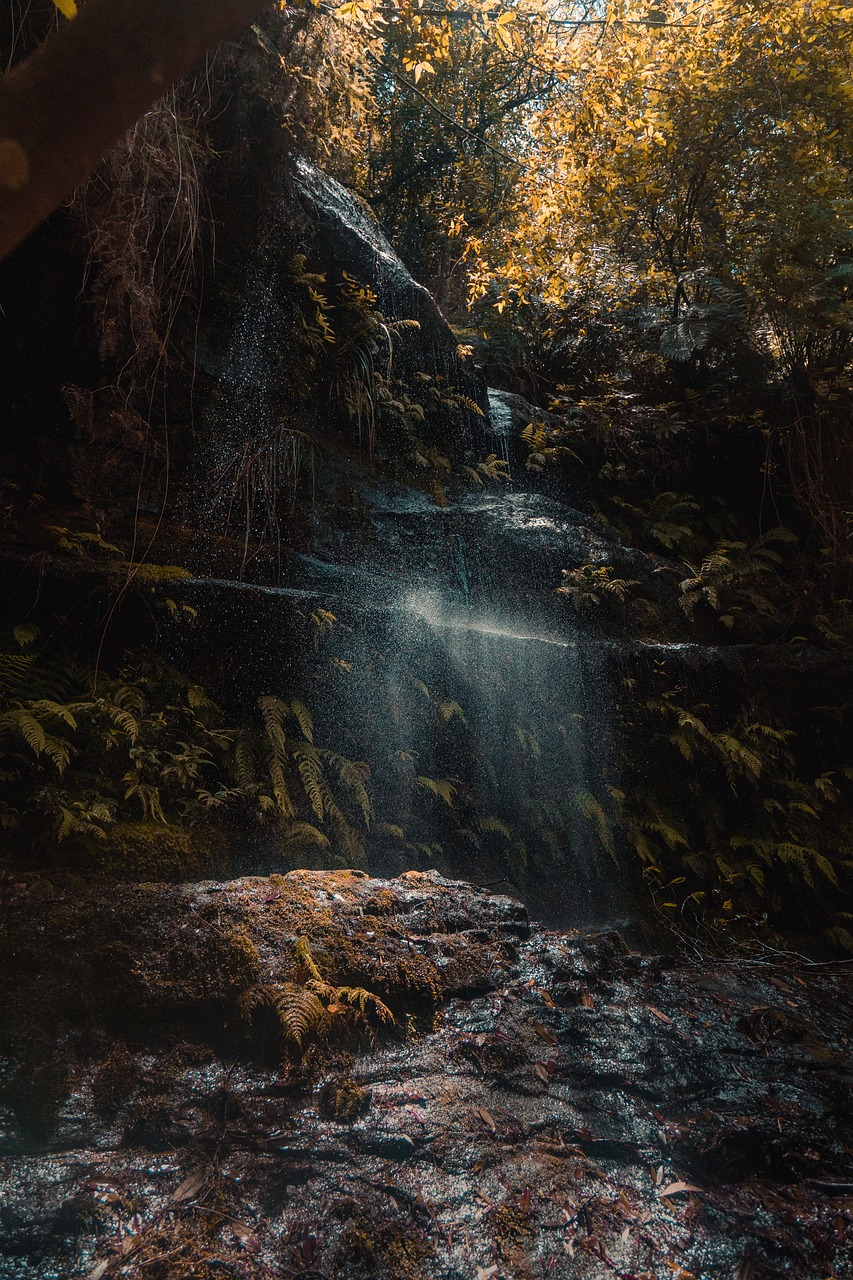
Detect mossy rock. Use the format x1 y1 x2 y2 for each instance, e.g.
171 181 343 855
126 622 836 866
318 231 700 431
333 1203 434 1278
318 1076 371 1121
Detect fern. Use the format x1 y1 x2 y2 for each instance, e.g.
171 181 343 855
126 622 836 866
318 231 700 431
556 563 638 610
679 528 796 634
294 744 325 820
0 651 36 701
12 622 39 649
477 454 510 483
611 491 700 550
334 985 395 1023
241 982 329 1051
415 775 458 807
438 700 467 726
282 821 330 850
570 787 616 858
233 737 258 790
477 815 513 840
241 937 394 1059
289 698 314 743
102 702 140 743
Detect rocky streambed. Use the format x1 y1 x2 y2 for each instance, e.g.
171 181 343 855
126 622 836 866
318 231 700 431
1 870 852 1279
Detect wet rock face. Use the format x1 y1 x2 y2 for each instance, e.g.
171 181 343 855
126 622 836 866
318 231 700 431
294 158 485 412
2 871 852 1280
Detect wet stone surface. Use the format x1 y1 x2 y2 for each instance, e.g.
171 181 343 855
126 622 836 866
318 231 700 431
1 869 852 1279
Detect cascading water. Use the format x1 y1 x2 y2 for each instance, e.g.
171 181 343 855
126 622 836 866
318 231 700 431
179 159 637 926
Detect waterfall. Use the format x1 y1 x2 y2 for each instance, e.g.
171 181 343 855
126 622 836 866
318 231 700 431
178 160 636 926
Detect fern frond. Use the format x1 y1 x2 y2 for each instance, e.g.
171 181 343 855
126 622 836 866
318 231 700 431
414 775 458 807
289 698 314 743
477 815 513 839
0 651 36 702
233 737 258 790
282 821 330 849
334 986 395 1024
266 744 296 818
240 982 328 1051
294 744 325 820
570 787 615 857
30 699 78 729
323 752 373 826
12 623 40 649
42 733 72 773
259 694 289 757
438 700 468 725
295 936 323 983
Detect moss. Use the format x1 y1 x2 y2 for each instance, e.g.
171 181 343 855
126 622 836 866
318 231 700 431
85 821 227 881
333 1210 434 1278
489 1202 534 1243
363 888 401 916
91 1043 140 1111
318 1076 371 1121
0 871 446 1113
144 924 261 1015
113 562 192 582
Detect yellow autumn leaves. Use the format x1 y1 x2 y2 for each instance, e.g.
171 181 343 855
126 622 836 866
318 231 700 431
467 0 853 317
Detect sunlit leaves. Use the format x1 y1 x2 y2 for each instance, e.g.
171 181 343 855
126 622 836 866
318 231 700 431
469 0 853 331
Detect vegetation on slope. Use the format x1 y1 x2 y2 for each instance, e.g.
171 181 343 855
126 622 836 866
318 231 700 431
2 0 853 952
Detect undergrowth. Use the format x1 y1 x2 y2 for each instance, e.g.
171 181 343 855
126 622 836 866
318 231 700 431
0 628 371 875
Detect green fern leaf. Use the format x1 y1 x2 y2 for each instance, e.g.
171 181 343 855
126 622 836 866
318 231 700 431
414 775 458 807
289 698 314 743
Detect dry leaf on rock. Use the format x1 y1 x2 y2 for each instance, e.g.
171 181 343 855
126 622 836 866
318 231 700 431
474 1106 497 1131
172 1170 206 1203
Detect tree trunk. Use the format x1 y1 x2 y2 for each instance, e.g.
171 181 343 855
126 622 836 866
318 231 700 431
0 0 271 260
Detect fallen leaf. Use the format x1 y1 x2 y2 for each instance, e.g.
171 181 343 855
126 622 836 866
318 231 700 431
661 1181 704 1197
172 1170 206 1203
534 1062 552 1085
476 1266 499 1280
649 1006 673 1025
580 990 595 1008
475 1107 497 1132
87 1264 110 1280
533 1020 559 1045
